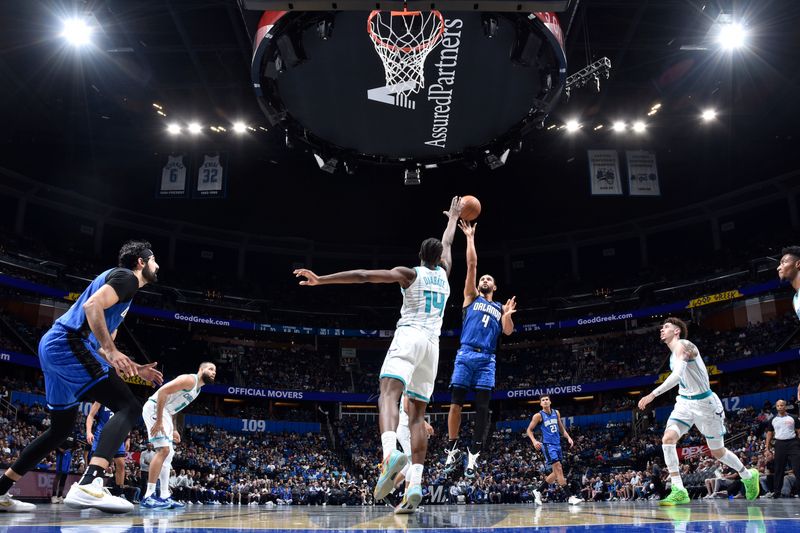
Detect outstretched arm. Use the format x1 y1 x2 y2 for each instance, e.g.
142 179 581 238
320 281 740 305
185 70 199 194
294 266 417 289
638 341 696 410
460 220 479 306
439 196 462 275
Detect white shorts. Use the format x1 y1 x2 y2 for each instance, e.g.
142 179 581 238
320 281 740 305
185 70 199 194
667 392 726 448
143 399 174 449
379 326 439 403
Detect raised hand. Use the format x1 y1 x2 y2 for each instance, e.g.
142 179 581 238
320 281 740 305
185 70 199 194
502 296 517 316
458 219 476 238
293 268 320 286
443 195 462 219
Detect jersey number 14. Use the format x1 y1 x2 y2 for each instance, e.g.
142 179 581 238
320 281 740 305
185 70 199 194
423 290 445 317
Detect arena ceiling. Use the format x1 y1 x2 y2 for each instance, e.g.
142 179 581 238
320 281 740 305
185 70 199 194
0 0 798 247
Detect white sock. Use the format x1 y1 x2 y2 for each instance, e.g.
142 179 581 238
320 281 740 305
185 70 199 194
670 474 685 491
399 460 411 478
145 482 157 499
408 464 424 487
381 431 397 461
718 449 751 479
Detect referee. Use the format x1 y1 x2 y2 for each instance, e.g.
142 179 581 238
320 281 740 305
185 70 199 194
766 399 800 498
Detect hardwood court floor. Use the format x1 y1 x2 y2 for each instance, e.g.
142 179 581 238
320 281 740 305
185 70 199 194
1 500 799 532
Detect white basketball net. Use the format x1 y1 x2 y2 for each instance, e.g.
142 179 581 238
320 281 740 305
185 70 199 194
368 10 445 95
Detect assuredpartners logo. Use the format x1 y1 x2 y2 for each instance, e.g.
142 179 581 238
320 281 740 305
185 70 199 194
366 18 463 149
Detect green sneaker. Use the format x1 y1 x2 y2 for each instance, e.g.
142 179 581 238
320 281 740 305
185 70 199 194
658 486 690 506
742 468 760 500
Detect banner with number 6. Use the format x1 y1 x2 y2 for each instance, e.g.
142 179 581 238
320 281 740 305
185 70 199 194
156 153 189 198
193 152 228 199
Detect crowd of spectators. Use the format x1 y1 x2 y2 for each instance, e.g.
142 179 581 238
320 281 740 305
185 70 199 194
2 374 800 506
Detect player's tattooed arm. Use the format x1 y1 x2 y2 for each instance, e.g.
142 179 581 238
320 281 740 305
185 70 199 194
679 340 699 361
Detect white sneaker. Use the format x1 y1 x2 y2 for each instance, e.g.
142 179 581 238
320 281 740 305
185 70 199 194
51 496 60 504
533 490 542 506
465 451 480 479
0 493 36 512
568 495 582 506
64 478 133 514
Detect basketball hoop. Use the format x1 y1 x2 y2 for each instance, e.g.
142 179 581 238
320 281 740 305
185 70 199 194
367 10 445 95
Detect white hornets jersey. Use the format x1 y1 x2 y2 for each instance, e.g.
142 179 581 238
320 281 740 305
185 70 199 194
396 265 450 338
671 341 711 397
149 374 203 416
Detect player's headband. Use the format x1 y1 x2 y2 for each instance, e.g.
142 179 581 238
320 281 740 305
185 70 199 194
140 249 154 262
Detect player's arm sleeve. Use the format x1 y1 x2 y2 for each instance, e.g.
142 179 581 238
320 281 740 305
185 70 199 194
105 269 139 302
651 359 687 397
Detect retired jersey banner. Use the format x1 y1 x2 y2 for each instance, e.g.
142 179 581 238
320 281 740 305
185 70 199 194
193 152 227 199
157 154 189 198
588 150 622 195
626 150 660 196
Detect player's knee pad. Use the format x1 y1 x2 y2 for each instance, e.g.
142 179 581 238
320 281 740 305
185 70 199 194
450 386 468 407
662 443 679 472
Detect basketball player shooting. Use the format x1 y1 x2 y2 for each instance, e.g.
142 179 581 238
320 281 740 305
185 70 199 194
444 220 516 479
294 196 461 514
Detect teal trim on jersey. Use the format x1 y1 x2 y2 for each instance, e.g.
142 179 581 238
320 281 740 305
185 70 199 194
148 398 156 404
679 390 713 400
668 418 692 428
379 373 407 388
406 390 430 403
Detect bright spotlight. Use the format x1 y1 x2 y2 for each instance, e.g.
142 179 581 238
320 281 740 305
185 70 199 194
232 121 247 134
612 121 626 132
701 109 717 121
167 123 181 135
187 122 202 135
718 23 746 50
61 17 93 47
632 121 646 133
565 119 580 133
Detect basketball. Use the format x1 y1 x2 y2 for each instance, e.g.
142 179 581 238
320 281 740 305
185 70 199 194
460 195 481 221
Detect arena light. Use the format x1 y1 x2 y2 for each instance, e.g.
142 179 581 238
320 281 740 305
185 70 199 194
612 121 626 132
573 395 595 401
187 122 202 135
61 17 93 47
166 123 181 135
632 121 646 134
565 119 581 133
701 108 718 122
593 124 603 131
232 121 247 134
718 22 747 50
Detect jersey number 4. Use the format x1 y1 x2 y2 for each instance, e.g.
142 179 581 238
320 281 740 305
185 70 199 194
423 290 445 317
